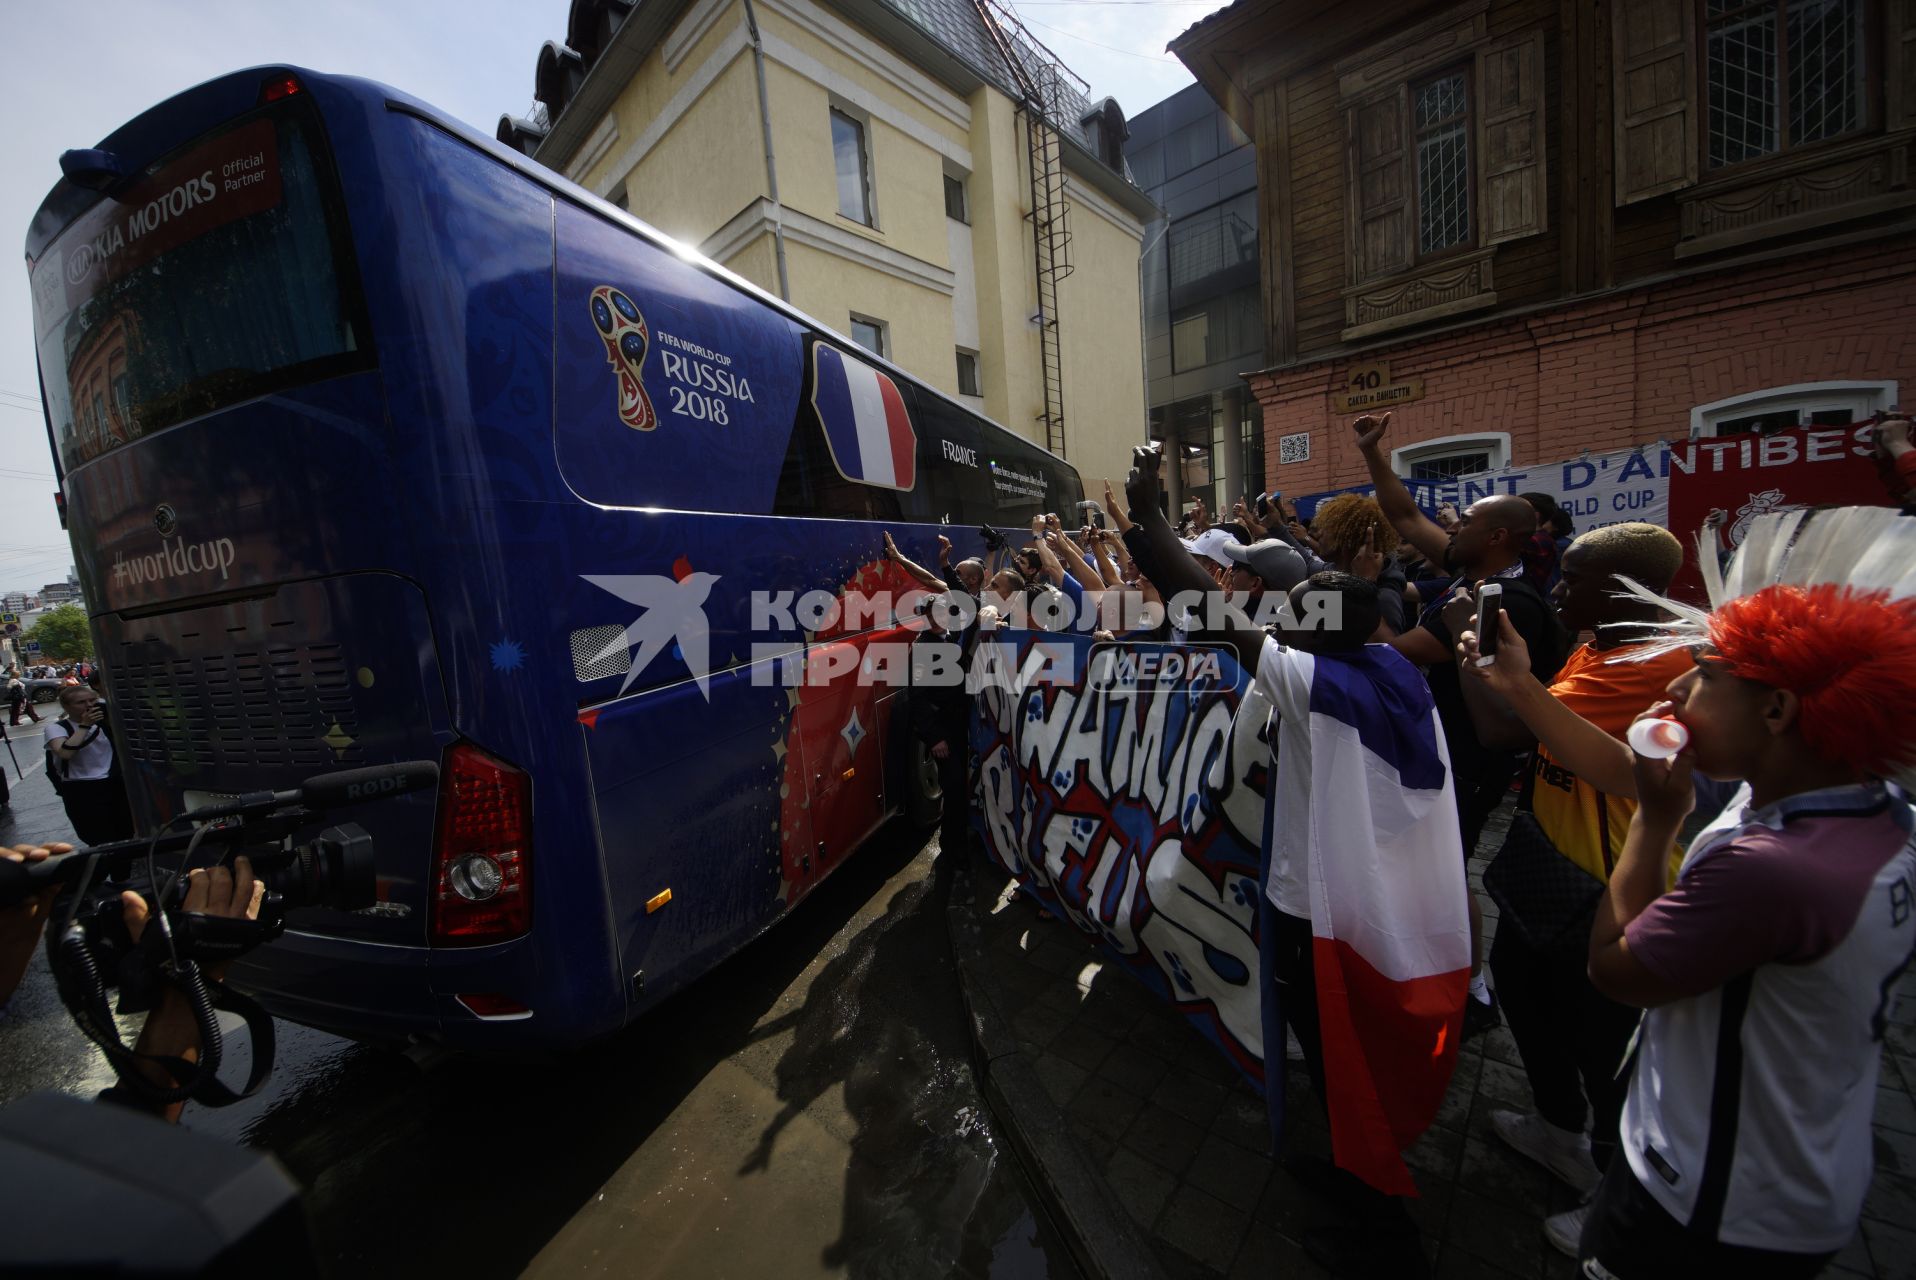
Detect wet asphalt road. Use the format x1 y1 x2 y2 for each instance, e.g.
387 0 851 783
0 729 1076 1279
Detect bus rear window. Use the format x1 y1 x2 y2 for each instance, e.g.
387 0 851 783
28 100 368 470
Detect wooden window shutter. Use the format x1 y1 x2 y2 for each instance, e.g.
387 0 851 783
1612 0 1698 205
1476 31 1547 243
1889 0 1916 131
1347 85 1411 282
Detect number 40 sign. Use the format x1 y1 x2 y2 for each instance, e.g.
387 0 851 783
1332 361 1425 413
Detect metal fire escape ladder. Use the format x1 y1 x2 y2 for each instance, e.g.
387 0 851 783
972 0 1085 458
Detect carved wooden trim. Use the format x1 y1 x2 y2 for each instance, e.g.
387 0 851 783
1676 133 1916 258
1337 0 1490 103
1341 247 1498 340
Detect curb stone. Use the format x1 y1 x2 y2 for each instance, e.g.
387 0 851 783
946 852 1167 1280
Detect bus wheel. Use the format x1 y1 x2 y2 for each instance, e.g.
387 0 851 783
906 738 943 832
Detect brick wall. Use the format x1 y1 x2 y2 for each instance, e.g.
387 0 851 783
1250 234 1916 496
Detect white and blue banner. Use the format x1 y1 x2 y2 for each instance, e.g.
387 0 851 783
1292 443 1669 533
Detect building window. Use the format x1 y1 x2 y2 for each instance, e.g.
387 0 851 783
1413 70 1472 256
1706 0 1864 170
1391 432 1511 479
1167 192 1258 294
849 315 886 357
955 348 980 396
943 174 969 223
1690 380 1897 436
831 108 874 226
1171 313 1208 371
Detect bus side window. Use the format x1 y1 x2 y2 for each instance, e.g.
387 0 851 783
908 395 991 526
771 397 905 522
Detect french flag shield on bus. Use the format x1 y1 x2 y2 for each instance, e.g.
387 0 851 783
811 343 917 491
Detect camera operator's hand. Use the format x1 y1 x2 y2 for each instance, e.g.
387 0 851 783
122 857 264 984
119 857 264 1123
0 843 72 1008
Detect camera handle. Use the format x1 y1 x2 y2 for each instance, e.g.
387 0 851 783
55 919 277 1109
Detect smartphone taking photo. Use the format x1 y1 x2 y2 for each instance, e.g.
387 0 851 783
1473 583 1503 668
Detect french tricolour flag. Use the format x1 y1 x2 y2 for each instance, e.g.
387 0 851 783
1300 646 1470 1196
812 343 917 491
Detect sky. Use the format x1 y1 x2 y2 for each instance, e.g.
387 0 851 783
0 0 1211 597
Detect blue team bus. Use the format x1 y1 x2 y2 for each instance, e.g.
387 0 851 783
26 66 1082 1046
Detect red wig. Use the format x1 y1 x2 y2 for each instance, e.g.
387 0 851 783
1710 584 1916 780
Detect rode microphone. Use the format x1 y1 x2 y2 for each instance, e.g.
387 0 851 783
178 761 440 823
295 761 440 810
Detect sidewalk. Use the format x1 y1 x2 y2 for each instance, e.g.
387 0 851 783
948 802 1914 1279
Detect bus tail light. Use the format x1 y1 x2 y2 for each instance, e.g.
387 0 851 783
430 743 531 945
259 73 302 104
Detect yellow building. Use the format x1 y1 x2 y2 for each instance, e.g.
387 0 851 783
500 0 1157 492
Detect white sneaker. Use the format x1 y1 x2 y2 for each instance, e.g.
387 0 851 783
1544 1201 1591 1257
1489 1108 1601 1195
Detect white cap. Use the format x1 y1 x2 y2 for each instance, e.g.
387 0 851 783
1180 527 1240 568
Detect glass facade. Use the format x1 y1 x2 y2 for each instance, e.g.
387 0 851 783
1126 85 1263 517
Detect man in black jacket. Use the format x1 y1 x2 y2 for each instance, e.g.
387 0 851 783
1349 413 1567 1039
909 597 979 861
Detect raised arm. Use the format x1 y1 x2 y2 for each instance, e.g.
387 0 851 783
1442 588 1533 751
1233 495 1268 540
1051 530 1105 592
1102 478 1134 535
1122 447 1264 671
1088 527 1123 589
1458 616 1638 796
882 531 945 592
1350 413 1451 568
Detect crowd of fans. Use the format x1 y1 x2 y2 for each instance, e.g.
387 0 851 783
892 411 1916 1279
0 413 1911 1278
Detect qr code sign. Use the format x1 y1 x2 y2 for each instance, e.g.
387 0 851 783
1278 432 1312 464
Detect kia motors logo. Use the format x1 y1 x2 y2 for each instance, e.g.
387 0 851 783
65 245 95 286
153 503 178 537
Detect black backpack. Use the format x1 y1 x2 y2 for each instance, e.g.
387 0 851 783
44 719 99 797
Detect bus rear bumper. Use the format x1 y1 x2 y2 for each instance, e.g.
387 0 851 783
225 928 617 1049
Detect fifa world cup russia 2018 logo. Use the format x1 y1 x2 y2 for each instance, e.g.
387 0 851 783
590 285 657 431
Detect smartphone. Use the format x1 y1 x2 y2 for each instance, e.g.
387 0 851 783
1473 583 1503 668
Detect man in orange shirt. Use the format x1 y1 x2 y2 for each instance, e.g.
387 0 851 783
1441 522 1687 1258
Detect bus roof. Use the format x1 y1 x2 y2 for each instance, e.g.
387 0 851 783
27 64 1082 479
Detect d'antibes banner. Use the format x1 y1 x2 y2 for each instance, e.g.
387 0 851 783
968 632 1269 1084
1293 443 1669 533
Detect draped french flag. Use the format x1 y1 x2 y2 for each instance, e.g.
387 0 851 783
1303 646 1470 1196
811 343 917 491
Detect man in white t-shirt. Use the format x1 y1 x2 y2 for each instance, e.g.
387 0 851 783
49 686 134 846
1577 569 1916 1277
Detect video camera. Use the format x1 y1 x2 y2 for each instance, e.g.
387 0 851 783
4 761 438 1109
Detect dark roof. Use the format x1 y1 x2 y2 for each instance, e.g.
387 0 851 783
874 0 1098 150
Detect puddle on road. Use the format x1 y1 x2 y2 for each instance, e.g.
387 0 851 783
207 832 1080 1278
527 861 1077 1279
